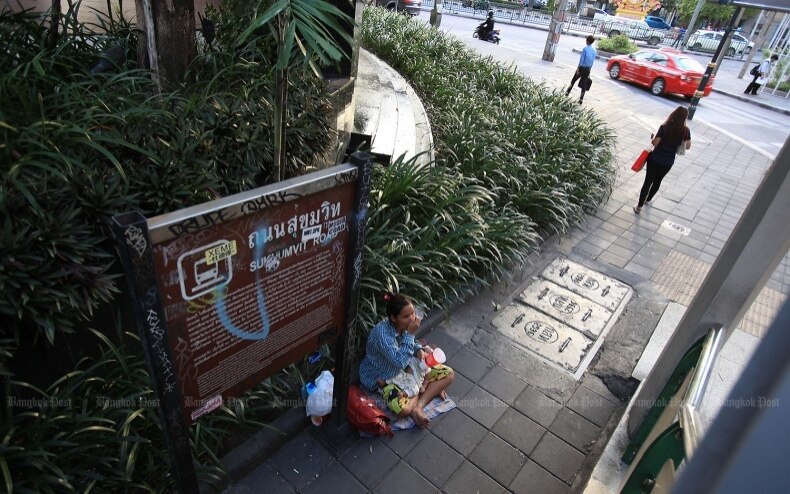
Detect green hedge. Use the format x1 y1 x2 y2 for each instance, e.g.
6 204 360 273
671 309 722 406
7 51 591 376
360 8 616 237
0 8 333 344
597 35 638 55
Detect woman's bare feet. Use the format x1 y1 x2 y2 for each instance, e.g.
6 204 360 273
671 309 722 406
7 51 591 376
439 390 448 401
411 408 430 427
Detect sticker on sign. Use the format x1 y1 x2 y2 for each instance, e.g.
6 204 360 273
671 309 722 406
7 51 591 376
205 240 237 265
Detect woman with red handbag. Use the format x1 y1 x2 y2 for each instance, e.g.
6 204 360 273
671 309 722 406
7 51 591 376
634 106 691 214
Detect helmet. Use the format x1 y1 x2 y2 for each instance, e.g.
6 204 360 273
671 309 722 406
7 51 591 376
488 11 494 18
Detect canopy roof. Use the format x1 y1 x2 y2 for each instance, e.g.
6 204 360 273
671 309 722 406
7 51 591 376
733 0 790 13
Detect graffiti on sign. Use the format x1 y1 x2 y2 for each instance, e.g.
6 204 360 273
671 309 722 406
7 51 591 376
148 180 356 423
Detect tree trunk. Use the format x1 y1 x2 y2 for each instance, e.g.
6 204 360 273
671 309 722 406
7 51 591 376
273 12 289 184
135 0 197 90
46 0 62 52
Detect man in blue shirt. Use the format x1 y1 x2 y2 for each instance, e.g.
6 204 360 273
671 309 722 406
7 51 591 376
566 35 597 103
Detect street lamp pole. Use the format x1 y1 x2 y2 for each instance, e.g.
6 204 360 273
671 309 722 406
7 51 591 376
688 5 744 120
542 0 570 62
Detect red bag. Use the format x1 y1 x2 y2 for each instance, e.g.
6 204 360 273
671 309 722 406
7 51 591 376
347 385 394 437
632 150 649 172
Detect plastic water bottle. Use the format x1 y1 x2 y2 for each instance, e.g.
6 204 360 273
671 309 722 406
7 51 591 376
301 382 316 400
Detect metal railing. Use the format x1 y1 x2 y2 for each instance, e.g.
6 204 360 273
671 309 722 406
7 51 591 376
619 324 725 493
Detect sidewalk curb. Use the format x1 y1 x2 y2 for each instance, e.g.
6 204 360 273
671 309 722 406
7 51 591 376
202 407 308 493
712 89 790 116
570 48 790 116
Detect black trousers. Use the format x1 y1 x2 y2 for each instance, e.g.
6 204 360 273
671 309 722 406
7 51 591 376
638 158 672 207
568 66 591 99
744 73 761 94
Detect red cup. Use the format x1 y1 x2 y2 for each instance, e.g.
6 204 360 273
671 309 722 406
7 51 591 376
424 348 446 368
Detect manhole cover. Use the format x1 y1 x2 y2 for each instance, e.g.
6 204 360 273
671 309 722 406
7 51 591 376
492 304 593 372
517 279 614 338
542 258 631 311
491 257 633 379
661 220 691 236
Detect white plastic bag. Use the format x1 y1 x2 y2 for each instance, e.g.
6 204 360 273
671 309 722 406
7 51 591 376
306 370 334 419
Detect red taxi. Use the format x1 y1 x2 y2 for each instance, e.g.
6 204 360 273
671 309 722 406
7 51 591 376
605 48 714 98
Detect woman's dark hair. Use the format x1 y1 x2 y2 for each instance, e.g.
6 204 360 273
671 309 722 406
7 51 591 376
662 106 688 145
384 292 412 320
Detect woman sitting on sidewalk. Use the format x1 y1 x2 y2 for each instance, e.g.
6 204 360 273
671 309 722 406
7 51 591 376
358 292 454 427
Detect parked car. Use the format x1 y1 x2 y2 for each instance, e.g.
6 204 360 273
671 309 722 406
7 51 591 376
592 8 610 21
580 7 609 20
686 30 754 55
644 15 672 30
605 48 715 98
600 17 665 46
375 0 422 16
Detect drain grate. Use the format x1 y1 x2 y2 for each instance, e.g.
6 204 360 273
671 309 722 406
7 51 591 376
491 257 632 379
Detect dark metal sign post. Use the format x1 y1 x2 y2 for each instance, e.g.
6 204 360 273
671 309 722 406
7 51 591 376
313 152 373 454
112 154 373 490
688 4 744 120
111 212 199 493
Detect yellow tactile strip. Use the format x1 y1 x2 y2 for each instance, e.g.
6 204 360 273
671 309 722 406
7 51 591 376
651 251 708 307
740 287 787 338
651 251 787 339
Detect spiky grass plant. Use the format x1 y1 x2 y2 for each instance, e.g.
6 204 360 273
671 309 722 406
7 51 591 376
360 8 616 237
358 155 539 336
0 8 333 344
1 323 315 492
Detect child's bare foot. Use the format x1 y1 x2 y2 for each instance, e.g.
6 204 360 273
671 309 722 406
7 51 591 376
411 409 430 427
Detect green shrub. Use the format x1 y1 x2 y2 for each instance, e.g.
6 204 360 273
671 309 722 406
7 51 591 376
357 155 539 339
597 35 638 54
360 8 615 237
768 57 788 90
0 8 333 344
2 325 318 492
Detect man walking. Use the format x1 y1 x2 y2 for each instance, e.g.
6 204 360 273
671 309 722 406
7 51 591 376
744 54 778 95
671 26 686 48
567 35 596 104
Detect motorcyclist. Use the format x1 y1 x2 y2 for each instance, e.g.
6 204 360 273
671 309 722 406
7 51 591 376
478 11 495 41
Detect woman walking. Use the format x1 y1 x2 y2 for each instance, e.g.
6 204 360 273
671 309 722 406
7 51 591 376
634 106 691 214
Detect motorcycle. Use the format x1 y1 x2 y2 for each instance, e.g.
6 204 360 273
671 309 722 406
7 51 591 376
473 26 500 44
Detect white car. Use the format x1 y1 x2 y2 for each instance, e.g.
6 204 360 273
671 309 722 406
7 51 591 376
599 17 665 46
686 30 754 55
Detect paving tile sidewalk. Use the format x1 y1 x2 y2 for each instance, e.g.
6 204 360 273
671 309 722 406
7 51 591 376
225 321 625 494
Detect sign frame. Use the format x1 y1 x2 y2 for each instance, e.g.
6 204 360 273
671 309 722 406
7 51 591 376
112 152 373 491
